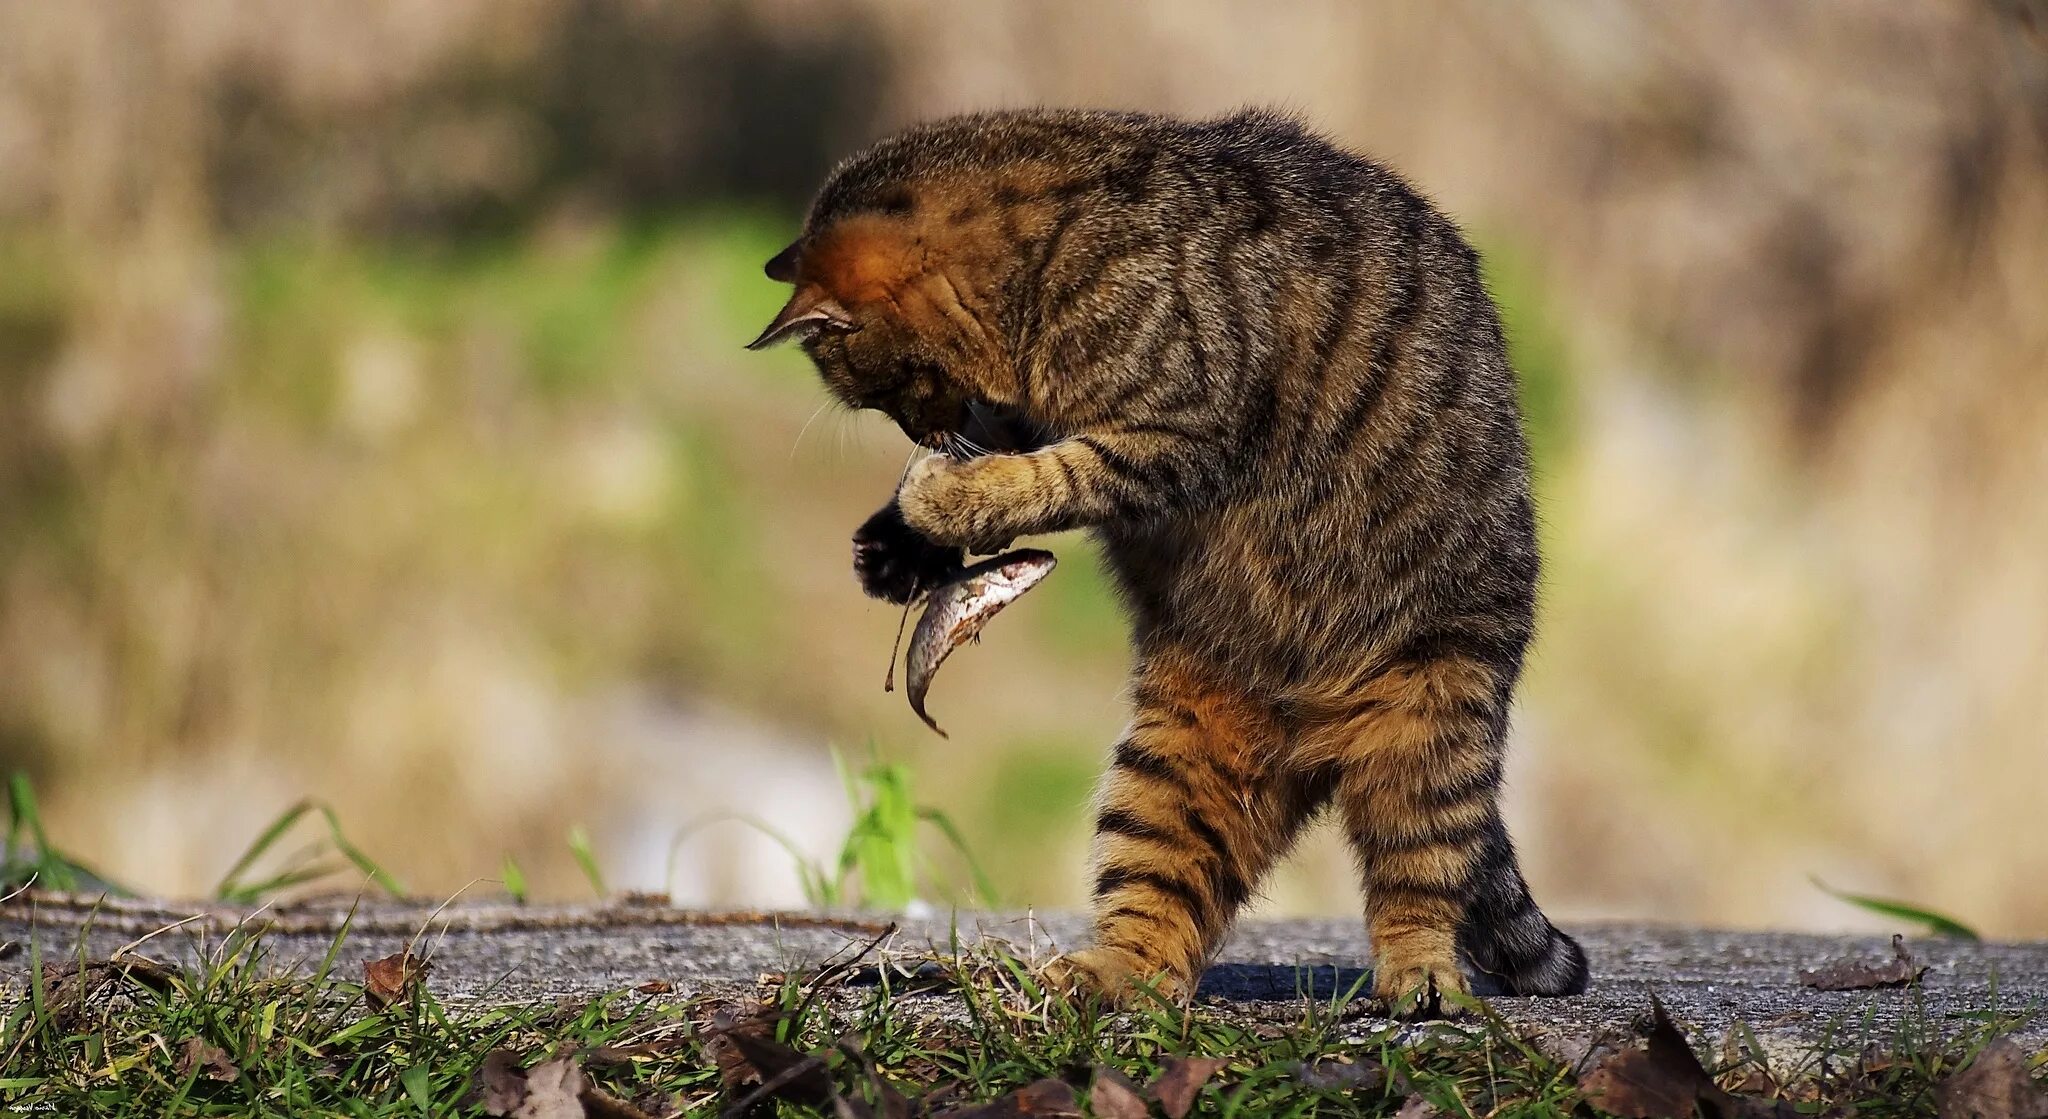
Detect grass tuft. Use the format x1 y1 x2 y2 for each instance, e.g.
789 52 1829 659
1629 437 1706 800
2 914 2039 1117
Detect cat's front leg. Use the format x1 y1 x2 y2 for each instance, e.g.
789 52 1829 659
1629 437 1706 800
898 428 1215 551
896 451 1057 554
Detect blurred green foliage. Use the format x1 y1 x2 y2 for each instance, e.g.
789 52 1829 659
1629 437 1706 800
0 210 1583 905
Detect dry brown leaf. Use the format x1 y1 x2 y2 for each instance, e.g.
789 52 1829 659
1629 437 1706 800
695 1004 769 1092
720 1022 834 1107
835 1082 917 1114
581 1089 661 1119
363 949 430 1008
1579 1000 1734 1118
517 1056 590 1119
1937 1040 2048 1119
109 952 181 991
1090 1067 1150 1119
932 1078 1081 1119
472 1050 529 1116
628 1092 682 1119
635 979 674 995
1799 935 1929 992
1150 1058 1228 1119
174 1037 240 1083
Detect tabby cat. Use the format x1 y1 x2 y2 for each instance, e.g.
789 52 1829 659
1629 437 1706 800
750 108 1588 1015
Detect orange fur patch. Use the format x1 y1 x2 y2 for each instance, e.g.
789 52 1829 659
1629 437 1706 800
801 215 925 306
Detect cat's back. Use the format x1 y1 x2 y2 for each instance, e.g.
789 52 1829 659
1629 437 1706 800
809 108 1391 226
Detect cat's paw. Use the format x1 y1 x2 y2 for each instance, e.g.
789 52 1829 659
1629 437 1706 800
898 454 1013 554
1373 956 1473 1021
852 504 963 604
1040 948 1184 1006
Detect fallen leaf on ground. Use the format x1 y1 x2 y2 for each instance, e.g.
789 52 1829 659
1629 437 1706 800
834 1086 918 1119
109 951 181 990
471 1051 528 1115
694 1003 833 1110
1296 1057 1384 1092
1579 998 1735 1118
695 1003 771 1091
516 1057 591 1119
175 1037 240 1083
581 1091 661 1119
1937 1040 2048 1119
628 1092 682 1119
469 1050 659 1119
1150 1058 1229 1119
720 1024 835 1107
635 979 673 995
1090 1067 1149 1119
1799 935 1928 991
1394 1098 1441 1119
933 1079 1081 1119
363 949 430 1008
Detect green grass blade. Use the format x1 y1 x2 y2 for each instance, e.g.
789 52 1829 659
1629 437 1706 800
214 800 314 900
6 773 48 854
500 854 527 903
316 803 405 896
918 807 998 906
867 758 920 905
1 773 127 894
222 862 346 903
5 774 74 892
567 826 606 896
1812 876 1980 940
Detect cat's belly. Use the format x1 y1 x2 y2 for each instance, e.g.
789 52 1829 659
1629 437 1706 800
1097 514 1429 686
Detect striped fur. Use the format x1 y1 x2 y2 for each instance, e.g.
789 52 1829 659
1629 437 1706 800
759 109 1588 1015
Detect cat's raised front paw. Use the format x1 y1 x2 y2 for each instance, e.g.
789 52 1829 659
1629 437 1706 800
852 504 962 603
898 454 1012 554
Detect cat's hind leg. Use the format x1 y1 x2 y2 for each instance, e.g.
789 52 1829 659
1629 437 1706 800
1456 825 1589 997
1310 652 1570 1017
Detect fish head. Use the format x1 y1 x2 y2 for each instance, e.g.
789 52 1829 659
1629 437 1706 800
981 549 1057 592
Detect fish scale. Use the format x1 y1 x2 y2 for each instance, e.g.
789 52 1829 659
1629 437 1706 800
900 549 1058 737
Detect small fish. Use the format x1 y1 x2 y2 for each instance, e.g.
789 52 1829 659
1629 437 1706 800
901 549 1057 737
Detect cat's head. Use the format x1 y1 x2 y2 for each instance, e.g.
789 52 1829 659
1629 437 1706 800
749 203 1022 447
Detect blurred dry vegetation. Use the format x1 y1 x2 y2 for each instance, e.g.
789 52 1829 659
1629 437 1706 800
0 1 2044 934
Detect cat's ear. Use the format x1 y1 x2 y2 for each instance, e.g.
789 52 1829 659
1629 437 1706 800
764 240 801 283
746 284 854 350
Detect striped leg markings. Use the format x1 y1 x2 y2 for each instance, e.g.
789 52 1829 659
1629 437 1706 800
1315 652 1505 1016
1456 821 1590 996
1068 664 1318 998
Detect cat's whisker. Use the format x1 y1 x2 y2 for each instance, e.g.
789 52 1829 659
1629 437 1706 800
789 401 833 463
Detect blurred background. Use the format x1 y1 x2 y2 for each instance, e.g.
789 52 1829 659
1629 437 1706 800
2 1 2044 936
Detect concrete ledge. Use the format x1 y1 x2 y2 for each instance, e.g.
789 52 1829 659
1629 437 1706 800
5 895 2043 1056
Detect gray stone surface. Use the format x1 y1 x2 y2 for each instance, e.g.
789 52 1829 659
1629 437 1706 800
5 894 2044 1058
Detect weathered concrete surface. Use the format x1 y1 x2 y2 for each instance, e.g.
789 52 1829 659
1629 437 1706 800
5 895 2044 1057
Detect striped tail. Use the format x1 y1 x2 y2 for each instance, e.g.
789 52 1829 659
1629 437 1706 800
1457 823 1589 996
